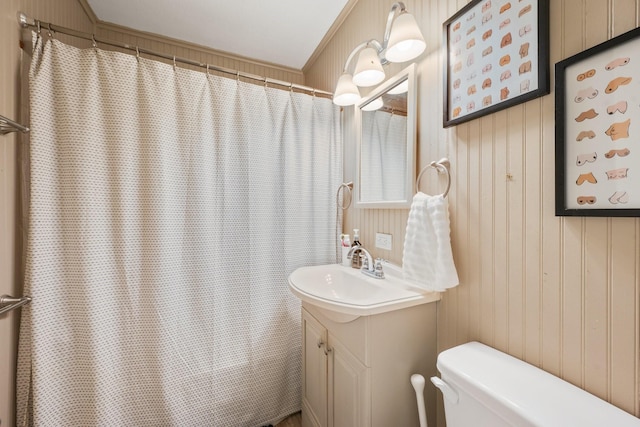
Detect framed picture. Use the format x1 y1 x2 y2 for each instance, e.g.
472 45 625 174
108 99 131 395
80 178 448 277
443 0 549 127
556 27 640 217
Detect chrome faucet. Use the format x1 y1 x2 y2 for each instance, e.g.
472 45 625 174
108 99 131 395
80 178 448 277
347 246 385 279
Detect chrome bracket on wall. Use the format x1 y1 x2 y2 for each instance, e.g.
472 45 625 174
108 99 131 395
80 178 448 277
0 115 30 136
0 295 32 315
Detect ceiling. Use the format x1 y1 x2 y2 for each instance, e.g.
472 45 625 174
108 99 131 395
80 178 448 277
86 0 351 70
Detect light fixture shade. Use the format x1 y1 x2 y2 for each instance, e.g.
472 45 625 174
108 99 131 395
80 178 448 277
361 97 384 111
353 47 385 87
333 73 361 106
385 12 426 63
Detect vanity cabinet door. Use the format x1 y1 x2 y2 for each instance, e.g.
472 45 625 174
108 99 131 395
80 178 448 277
302 309 328 427
328 334 370 427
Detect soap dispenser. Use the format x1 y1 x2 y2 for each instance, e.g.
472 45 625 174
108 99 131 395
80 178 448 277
351 228 362 269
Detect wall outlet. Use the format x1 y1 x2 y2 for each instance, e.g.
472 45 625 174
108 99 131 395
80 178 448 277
375 233 392 251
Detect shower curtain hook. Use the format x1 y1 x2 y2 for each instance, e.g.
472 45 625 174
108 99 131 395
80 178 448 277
36 20 41 36
47 23 54 38
135 46 140 62
91 34 97 48
173 56 176 71
289 83 294 93
206 64 210 76
236 71 240 82
312 89 316 98
263 77 268 88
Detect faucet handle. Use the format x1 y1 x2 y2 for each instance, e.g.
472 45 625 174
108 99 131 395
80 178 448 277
361 254 370 270
374 258 385 278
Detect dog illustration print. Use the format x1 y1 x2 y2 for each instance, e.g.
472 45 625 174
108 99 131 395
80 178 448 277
519 42 530 58
604 119 630 141
500 87 510 100
483 95 492 107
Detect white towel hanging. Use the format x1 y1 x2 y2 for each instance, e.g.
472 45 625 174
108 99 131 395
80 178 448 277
402 192 459 291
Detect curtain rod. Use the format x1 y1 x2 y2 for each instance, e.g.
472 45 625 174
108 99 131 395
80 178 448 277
18 12 334 99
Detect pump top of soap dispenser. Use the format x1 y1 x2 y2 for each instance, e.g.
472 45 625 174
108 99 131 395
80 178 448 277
352 229 361 246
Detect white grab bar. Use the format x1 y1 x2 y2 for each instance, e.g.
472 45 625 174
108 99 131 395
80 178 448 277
411 374 428 427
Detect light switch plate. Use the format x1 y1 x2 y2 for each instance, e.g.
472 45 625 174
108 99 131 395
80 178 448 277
375 233 392 251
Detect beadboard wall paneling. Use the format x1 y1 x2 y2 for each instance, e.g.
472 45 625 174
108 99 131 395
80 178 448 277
1 1 94 425
304 0 640 424
96 22 305 85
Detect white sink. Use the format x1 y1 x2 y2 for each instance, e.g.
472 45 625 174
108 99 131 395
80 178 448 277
288 262 441 321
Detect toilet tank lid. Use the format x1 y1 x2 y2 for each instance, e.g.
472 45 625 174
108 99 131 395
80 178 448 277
436 342 640 427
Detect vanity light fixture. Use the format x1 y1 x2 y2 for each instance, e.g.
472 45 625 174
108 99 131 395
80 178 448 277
332 2 425 106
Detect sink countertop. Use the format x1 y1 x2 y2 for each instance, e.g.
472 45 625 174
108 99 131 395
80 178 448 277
288 262 441 321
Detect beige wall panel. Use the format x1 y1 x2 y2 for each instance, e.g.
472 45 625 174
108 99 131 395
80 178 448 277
95 24 305 85
523 100 542 366
306 0 640 424
540 0 563 378
609 219 638 414
612 0 638 36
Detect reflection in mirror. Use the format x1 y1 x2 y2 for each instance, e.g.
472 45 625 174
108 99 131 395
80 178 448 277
355 64 416 208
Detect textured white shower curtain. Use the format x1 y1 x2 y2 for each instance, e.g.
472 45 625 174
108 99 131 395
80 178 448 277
360 111 407 202
17 36 341 427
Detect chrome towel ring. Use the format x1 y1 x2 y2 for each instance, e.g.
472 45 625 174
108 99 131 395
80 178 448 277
416 158 451 198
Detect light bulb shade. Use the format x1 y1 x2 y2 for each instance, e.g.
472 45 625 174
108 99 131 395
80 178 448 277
385 12 426 63
361 97 384 111
353 47 385 87
333 73 361 106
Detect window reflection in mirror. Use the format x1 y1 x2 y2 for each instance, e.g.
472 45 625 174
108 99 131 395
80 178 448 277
355 64 416 208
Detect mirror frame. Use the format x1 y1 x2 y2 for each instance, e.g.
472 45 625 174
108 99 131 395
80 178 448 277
354 64 417 209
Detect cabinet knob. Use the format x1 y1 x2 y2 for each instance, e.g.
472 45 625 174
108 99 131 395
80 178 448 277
317 339 324 349
324 345 332 356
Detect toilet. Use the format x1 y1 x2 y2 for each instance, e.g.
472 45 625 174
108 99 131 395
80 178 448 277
432 341 640 427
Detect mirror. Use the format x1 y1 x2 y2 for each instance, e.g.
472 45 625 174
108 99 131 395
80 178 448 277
355 64 416 208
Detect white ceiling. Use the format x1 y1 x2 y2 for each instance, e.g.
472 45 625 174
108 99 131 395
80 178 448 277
87 0 350 70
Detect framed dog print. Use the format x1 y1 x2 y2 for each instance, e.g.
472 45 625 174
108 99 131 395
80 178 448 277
556 26 640 217
443 0 550 127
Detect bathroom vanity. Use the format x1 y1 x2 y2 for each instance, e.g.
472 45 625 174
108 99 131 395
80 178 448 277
288 263 440 427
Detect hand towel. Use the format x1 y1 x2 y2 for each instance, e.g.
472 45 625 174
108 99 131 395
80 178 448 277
402 192 459 291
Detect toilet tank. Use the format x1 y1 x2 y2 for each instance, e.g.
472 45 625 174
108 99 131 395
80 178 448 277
433 341 640 427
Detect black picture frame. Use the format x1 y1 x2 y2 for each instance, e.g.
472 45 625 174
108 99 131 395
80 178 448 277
556 26 640 217
443 0 550 127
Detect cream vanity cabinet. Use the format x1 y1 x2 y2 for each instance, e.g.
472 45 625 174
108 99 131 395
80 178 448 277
300 301 437 427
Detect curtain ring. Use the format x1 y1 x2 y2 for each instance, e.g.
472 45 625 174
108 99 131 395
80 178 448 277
91 34 97 48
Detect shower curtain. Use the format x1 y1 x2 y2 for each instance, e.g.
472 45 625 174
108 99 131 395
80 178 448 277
360 110 407 202
17 35 342 427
